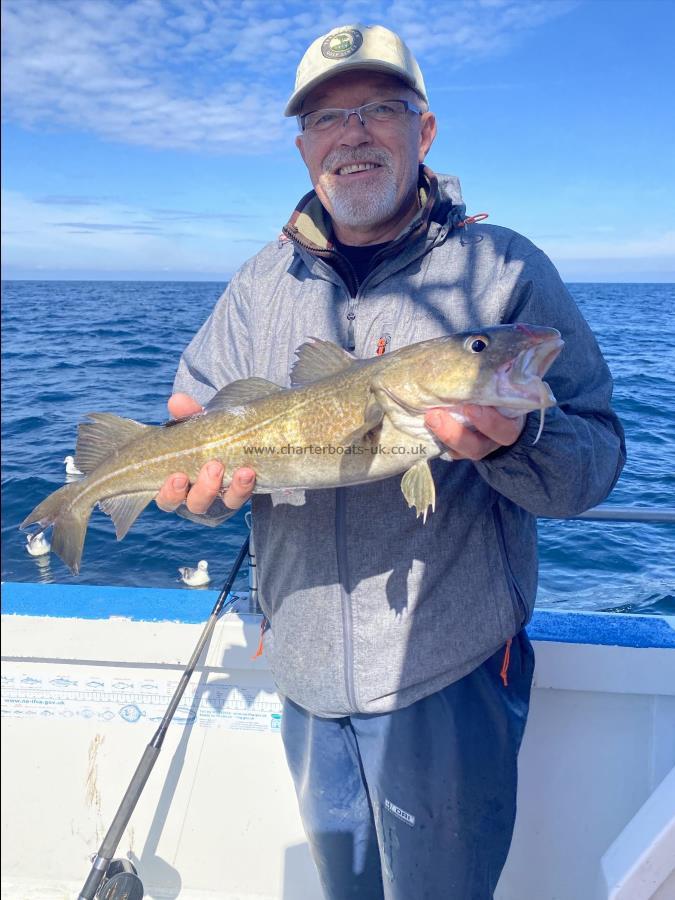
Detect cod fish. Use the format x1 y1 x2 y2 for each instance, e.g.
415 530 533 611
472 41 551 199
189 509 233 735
22 324 563 574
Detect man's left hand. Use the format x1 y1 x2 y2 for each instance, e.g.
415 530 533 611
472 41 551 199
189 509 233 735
425 405 525 460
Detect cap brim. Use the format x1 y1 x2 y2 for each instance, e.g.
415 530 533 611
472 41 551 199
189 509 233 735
284 60 426 117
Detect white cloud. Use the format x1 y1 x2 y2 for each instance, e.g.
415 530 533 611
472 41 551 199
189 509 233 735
5 186 671 282
1 189 276 274
1 0 576 153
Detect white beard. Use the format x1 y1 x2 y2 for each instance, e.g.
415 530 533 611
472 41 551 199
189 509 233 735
321 170 400 229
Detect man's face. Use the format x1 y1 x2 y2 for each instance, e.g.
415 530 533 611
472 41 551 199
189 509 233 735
295 71 436 243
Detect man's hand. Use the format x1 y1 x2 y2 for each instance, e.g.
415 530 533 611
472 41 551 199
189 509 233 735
155 393 256 514
425 405 525 460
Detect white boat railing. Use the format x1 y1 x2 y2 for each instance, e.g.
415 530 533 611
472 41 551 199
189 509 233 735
545 505 675 524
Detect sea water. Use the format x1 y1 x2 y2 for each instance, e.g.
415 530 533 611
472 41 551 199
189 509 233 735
1 280 673 614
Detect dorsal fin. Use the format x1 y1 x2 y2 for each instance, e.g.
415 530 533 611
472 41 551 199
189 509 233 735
204 377 283 413
291 338 356 387
75 413 150 475
163 411 205 428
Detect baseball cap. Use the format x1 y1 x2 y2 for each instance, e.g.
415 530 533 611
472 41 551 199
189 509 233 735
284 23 428 117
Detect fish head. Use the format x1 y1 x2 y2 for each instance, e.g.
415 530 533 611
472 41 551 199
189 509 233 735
387 324 564 412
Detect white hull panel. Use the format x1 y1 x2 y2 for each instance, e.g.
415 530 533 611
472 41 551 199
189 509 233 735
2 583 674 899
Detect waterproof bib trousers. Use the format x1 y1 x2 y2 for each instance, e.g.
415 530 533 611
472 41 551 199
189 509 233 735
281 631 534 900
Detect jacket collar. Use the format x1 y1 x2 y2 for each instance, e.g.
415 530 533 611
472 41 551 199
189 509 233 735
282 166 461 256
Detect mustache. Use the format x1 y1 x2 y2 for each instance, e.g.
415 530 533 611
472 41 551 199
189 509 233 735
321 148 393 175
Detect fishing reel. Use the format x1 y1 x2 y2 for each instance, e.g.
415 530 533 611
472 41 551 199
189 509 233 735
95 858 144 899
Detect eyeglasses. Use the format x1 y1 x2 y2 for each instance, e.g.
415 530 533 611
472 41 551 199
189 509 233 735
299 99 422 134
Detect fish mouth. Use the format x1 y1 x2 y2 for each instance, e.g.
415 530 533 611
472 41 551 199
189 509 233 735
497 334 564 408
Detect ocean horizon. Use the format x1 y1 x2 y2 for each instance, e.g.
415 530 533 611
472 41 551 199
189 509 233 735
4 276 675 284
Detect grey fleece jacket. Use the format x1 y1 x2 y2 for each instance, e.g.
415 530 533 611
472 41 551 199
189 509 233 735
173 168 626 717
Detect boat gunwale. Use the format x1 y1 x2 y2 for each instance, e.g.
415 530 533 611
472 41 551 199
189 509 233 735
1 581 674 650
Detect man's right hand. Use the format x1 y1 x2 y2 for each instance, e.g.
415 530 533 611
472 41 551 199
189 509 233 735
155 392 256 515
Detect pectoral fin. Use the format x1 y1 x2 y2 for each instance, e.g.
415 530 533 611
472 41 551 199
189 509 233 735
339 392 385 446
400 460 436 523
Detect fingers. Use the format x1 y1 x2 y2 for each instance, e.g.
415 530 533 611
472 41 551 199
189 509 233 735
157 394 255 517
155 464 256 515
425 406 525 461
222 468 256 511
156 472 191 512
463 405 525 446
185 461 225 515
168 392 203 420
155 461 223 514
425 410 498 460
156 394 206 513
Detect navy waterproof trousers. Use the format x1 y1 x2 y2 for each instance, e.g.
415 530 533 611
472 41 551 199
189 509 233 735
281 630 534 900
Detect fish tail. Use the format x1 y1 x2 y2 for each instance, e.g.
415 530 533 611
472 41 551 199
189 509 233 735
20 481 93 575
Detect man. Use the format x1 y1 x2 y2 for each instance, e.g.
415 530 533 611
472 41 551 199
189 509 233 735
156 24 625 899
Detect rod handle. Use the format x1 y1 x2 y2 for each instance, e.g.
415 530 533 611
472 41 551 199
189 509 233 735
78 744 159 898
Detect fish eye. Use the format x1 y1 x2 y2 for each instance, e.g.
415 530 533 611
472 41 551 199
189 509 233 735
465 336 489 353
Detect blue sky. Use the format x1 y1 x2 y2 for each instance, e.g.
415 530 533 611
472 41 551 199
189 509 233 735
2 0 674 282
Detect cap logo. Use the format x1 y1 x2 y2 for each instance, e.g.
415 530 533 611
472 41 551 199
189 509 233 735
321 29 363 60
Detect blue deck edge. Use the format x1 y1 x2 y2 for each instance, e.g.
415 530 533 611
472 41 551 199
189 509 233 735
2 581 674 649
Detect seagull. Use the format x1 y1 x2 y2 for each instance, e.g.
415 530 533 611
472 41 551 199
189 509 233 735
178 560 211 586
64 455 83 477
26 532 51 557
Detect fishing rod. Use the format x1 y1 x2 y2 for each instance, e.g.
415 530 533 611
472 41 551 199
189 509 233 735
78 533 251 900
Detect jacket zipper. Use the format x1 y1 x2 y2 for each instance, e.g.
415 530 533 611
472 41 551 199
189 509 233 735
283 222 435 353
342 234 428 352
283 228 358 706
335 487 358 709
283 227 361 350
282 201 445 711
345 308 357 351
